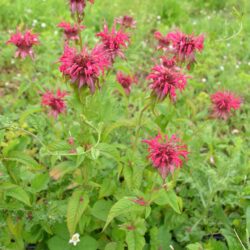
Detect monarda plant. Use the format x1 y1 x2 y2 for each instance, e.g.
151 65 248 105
1 1 244 250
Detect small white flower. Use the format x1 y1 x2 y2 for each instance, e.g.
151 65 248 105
202 78 207 83
232 129 239 134
210 156 215 165
220 65 224 71
69 233 80 246
41 23 46 28
5 82 9 86
54 30 58 36
157 15 161 20
235 65 239 69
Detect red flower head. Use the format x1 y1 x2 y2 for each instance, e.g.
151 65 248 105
59 44 109 93
96 22 130 63
167 31 204 69
69 0 94 14
143 133 188 180
154 31 171 50
116 71 137 95
6 30 39 59
41 89 67 118
116 15 136 29
147 60 188 101
210 91 242 120
58 21 85 41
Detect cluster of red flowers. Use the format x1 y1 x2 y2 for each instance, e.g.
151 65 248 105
5 1 243 182
143 133 189 180
41 89 67 118
6 30 39 59
58 22 85 41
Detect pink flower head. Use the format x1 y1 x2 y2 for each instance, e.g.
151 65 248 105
130 197 148 206
147 61 188 101
6 30 39 59
116 71 137 95
143 133 188 180
167 31 204 68
154 31 171 50
116 15 136 29
59 44 109 93
210 91 242 120
41 89 67 118
58 21 85 40
69 0 94 14
96 22 130 63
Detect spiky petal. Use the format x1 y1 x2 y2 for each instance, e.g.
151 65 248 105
210 91 242 119
96 22 130 63
147 60 188 101
143 133 188 180
116 71 137 95
58 21 85 41
59 44 109 93
41 89 67 118
6 30 39 59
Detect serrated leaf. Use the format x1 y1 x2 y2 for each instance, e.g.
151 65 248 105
67 190 89 236
91 199 113 221
7 151 41 169
126 230 145 250
103 197 143 230
49 161 77 180
31 173 49 192
153 189 181 214
186 242 203 250
4 184 31 206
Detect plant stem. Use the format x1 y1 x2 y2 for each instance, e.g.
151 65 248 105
133 102 151 149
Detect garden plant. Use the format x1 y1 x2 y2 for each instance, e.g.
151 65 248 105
0 0 249 250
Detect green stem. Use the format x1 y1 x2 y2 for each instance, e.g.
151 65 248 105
134 102 152 149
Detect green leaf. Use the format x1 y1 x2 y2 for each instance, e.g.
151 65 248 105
153 189 181 214
31 173 49 192
103 197 143 230
186 242 203 250
7 151 41 169
49 161 77 180
91 199 113 221
3 184 31 206
67 190 89 236
221 229 242 250
126 230 145 250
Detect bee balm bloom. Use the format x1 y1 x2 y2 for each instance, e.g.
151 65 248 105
116 15 136 29
210 91 241 119
116 71 137 95
143 133 188 180
69 0 94 14
167 31 204 69
41 89 67 118
147 61 188 101
96 23 130 63
69 233 80 246
154 31 170 50
58 21 85 41
6 30 39 59
59 45 109 93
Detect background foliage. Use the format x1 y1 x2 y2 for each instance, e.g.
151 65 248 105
0 0 249 250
